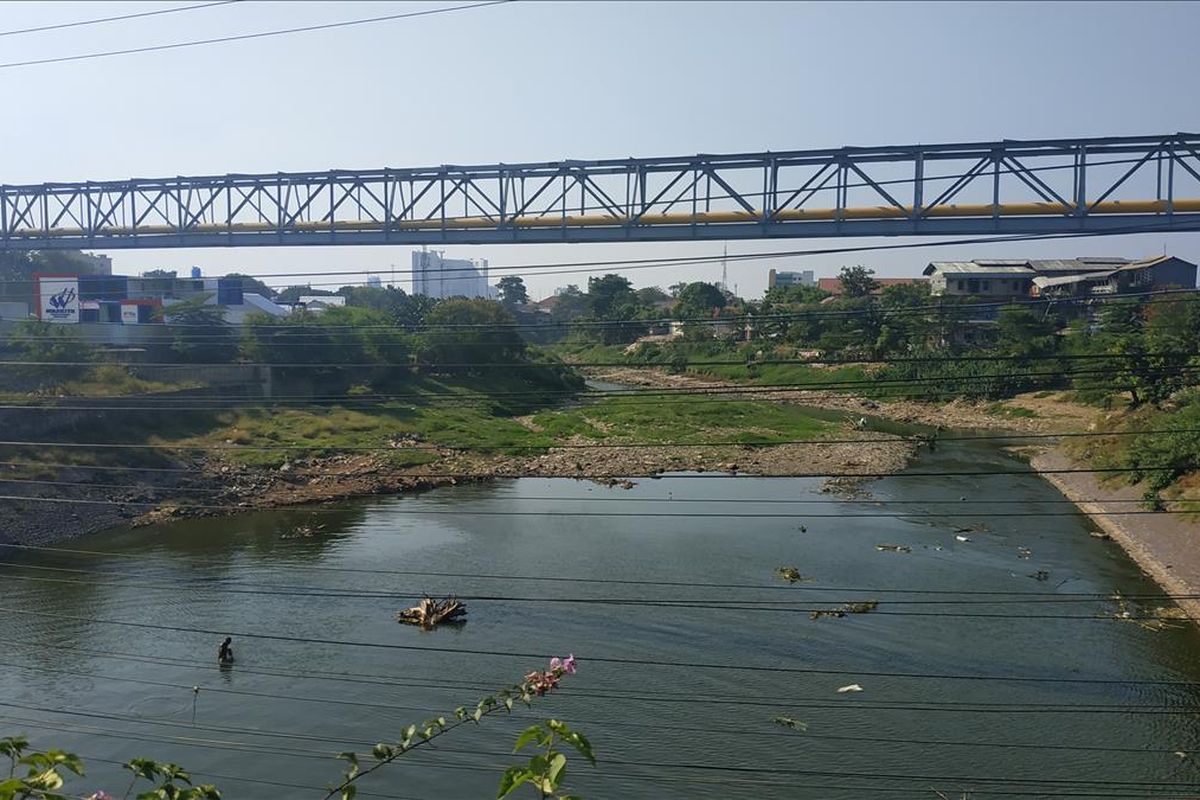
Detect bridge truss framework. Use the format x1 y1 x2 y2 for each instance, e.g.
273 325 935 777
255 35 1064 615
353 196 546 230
3 133 1200 250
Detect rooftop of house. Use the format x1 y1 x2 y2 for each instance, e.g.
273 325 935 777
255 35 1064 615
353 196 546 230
924 255 1184 277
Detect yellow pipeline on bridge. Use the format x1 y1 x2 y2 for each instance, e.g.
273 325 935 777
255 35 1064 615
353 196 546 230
10 198 1200 238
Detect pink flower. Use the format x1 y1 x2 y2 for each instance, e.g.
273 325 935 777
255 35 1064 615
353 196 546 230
86 793 114 800
549 654 577 675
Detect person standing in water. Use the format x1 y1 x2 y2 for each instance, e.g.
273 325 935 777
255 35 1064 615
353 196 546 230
218 637 234 665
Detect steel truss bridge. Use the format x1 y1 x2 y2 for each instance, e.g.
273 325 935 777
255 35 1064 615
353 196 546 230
3 133 1200 250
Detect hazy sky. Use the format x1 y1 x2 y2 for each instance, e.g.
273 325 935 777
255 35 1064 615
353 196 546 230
2 0 1198 298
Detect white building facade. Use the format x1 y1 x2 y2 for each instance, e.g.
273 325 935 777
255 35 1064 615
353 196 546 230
412 250 491 299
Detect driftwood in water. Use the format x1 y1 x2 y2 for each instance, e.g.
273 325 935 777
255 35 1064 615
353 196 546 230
396 595 468 629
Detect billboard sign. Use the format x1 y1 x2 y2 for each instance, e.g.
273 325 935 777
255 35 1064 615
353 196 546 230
121 304 140 324
38 276 80 324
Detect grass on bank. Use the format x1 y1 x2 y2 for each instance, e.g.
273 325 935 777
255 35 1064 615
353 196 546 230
3 369 843 470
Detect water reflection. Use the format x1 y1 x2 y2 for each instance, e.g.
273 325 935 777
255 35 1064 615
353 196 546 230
2 443 1200 799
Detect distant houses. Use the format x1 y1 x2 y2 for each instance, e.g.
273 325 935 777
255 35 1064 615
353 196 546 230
922 256 1196 298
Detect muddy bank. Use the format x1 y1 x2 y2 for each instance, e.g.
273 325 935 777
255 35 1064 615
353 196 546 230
1 418 916 545
1029 447 1200 623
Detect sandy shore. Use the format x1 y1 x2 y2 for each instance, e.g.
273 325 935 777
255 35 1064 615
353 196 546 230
1030 447 1200 621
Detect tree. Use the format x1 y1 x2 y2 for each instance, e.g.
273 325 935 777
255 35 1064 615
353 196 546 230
7 320 94 383
674 282 726 319
160 294 238 363
275 285 332 304
635 286 671 305
584 274 646 344
875 282 933 355
585 274 637 318
143 269 177 279
225 273 273 298
420 299 525 370
497 275 529 307
338 285 434 325
837 265 879 298
995 305 1055 360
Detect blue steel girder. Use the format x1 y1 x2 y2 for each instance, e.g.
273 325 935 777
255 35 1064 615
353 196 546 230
2 132 1200 250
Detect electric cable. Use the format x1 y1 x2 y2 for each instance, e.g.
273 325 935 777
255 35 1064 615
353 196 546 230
0 1 239 38
0 1 513 70
8 605 1200 685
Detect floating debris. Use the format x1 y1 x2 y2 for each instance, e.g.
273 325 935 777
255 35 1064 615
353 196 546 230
1017 546 1032 559
811 600 879 620
1108 592 1185 631
396 596 467 629
798 525 808 533
772 716 808 731
837 683 864 693
1089 531 1112 540
1029 570 1051 582
955 534 971 543
775 566 807 584
280 523 327 540
876 544 911 553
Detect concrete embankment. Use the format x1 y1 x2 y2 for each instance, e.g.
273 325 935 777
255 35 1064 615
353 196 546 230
1030 447 1200 622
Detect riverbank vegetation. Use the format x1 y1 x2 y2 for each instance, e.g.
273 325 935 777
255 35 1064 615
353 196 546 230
3 272 1197 503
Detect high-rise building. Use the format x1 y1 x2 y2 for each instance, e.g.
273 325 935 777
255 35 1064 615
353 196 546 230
366 274 382 289
412 249 490 299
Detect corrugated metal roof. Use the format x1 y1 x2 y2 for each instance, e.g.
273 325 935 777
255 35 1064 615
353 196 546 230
1027 258 1128 272
1032 271 1118 288
926 262 1034 275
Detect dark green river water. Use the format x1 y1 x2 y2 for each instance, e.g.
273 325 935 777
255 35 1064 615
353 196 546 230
2 440 1200 799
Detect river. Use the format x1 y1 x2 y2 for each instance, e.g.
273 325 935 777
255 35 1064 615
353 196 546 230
2 438 1199 799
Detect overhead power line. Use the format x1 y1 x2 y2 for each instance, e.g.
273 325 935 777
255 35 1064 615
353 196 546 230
4 546 1190 604
8 286 1191 330
12 637 1200 715
0 485 1188 521
0 1 512 70
13 719 1192 798
4 541 1187 601
5 704 1187 768
1 222 1198 296
0 1 239 37
8 604 1200 685
7 568 1200 615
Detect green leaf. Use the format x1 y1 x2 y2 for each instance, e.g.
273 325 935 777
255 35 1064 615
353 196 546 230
454 706 468 720
372 744 394 760
340 784 357 800
546 752 567 787
496 766 531 799
504 698 514 711
29 769 64 790
512 724 545 753
472 707 483 723
548 722 595 766
125 757 160 781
